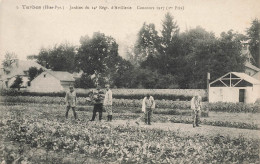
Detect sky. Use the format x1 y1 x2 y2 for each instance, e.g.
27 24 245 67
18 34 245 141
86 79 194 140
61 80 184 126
0 0 259 62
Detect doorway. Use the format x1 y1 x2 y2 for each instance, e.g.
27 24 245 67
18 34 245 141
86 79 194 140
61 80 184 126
239 89 245 103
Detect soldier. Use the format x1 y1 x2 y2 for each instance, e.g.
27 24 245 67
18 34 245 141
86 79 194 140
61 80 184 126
90 86 104 121
191 95 201 127
65 86 77 120
103 84 113 121
142 94 155 125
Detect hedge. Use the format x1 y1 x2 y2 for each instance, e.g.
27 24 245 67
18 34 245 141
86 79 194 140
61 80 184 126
1 95 259 113
0 89 207 101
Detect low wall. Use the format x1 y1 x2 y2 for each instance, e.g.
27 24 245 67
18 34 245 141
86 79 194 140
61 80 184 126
75 88 207 97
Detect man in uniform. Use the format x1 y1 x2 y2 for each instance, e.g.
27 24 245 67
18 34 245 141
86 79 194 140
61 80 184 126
65 86 77 120
142 94 155 125
90 86 104 121
191 95 201 127
103 84 113 121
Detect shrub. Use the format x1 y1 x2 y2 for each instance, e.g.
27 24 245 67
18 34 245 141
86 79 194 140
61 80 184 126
204 102 260 113
1 95 259 113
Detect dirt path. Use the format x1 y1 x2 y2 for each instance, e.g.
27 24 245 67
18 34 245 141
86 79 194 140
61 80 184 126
109 120 260 140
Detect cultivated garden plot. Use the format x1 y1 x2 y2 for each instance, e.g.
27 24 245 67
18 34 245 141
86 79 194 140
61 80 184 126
0 104 259 163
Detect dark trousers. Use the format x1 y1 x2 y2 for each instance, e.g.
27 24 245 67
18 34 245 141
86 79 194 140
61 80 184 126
144 108 152 124
91 104 103 121
65 106 77 119
193 110 200 126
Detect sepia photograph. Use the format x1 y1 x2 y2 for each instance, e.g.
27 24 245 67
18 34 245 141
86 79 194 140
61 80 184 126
0 0 260 163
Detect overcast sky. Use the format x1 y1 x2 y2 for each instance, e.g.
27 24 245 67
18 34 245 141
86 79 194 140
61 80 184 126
0 0 259 62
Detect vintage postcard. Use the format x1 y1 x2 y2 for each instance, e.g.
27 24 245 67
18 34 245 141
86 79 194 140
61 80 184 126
0 0 260 163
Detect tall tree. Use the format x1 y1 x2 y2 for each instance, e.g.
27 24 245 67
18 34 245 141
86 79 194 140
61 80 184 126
161 12 179 51
134 23 160 65
177 27 216 88
76 32 121 86
158 13 180 75
141 13 180 75
247 19 260 67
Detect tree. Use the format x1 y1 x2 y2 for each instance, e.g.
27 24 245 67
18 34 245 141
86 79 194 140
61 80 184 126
134 23 160 65
157 13 179 75
74 73 95 89
37 48 51 68
109 59 135 88
247 19 260 67
27 55 38 60
174 28 245 89
2 52 17 68
76 32 122 87
140 13 180 75
28 67 44 81
125 45 139 67
37 43 76 72
10 76 23 90
177 27 217 88
128 68 178 89
210 30 246 80
161 12 179 51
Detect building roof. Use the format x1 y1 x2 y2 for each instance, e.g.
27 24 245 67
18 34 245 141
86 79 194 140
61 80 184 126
253 71 260 81
0 60 45 80
47 71 75 81
210 72 260 86
231 72 260 85
245 62 260 72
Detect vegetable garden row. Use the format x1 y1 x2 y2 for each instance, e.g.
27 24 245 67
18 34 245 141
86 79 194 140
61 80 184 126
0 106 259 164
1 96 260 113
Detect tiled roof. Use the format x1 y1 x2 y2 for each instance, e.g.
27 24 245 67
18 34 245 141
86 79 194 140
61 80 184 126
47 71 75 81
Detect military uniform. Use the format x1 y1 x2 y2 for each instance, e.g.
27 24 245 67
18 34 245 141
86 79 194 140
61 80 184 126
142 96 155 125
90 89 104 121
65 90 77 119
191 96 201 127
103 89 113 121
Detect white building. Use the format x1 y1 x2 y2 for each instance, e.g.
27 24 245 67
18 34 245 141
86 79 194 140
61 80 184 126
0 59 45 89
29 71 75 92
209 72 260 103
